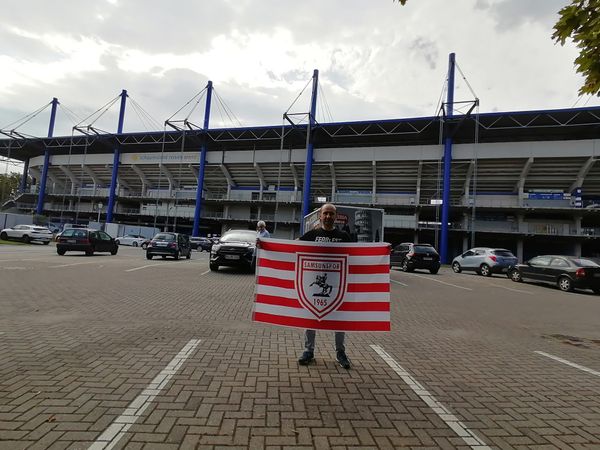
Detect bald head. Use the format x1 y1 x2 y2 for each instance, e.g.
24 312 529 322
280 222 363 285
319 203 337 230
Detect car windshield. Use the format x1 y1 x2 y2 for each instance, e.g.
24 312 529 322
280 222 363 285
220 231 256 243
493 250 514 257
570 258 600 267
414 245 436 254
153 233 176 242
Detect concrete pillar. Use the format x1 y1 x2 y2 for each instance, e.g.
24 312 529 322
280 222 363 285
462 235 469 253
574 215 582 235
574 241 582 257
517 238 524 263
517 214 526 233
413 231 418 243
223 205 229 219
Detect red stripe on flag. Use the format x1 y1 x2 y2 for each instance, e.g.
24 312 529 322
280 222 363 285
256 294 300 308
348 264 390 274
347 283 389 293
260 240 390 256
338 302 390 312
253 312 390 331
258 258 295 271
255 294 389 312
257 276 295 290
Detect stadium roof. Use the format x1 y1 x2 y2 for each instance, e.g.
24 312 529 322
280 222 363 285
1 106 600 162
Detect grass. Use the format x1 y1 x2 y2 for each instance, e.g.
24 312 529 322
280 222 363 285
0 239 27 245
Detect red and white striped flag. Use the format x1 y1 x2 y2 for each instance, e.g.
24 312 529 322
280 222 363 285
253 238 391 332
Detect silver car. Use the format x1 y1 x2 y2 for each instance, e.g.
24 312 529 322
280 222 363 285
0 224 53 244
451 247 518 277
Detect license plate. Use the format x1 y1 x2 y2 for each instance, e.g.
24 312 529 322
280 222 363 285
224 254 240 260
594 273 600 278
67 239 76 243
423 257 432 260
156 242 167 246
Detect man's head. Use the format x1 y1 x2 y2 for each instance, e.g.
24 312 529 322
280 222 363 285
257 220 266 231
319 203 337 230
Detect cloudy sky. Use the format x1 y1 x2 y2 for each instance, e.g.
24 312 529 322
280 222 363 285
0 0 598 152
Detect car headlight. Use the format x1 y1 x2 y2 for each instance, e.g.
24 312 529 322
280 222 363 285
211 244 221 254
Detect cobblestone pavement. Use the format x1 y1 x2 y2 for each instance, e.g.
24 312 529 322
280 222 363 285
1 244 599 449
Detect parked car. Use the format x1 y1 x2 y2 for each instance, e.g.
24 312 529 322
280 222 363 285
56 228 118 256
0 224 53 244
210 229 257 271
390 242 440 274
190 237 213 252
115 234 147 247
146 232 191 260
452 247 518 277
508 255 600 293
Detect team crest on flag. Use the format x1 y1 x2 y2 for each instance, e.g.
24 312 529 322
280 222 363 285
296 254 348 319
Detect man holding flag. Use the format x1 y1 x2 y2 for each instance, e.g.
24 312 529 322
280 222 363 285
253 203 391 371
297 203 353 368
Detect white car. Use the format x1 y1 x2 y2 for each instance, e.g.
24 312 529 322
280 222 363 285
0 225 53 244
115 234 147 247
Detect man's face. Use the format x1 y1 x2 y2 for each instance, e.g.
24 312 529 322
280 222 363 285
320 205 336 230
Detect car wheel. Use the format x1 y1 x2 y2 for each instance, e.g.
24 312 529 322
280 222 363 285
452 262 461 273
161 255 167 260
110 247 118 255
22 235 30 244
43 241 50 245
593 288 600 295
479 263 492 277
209 262 219 272
429 267 439 274
146 253 153 260
508 269 522 282
133 242 138 247
115 240 120 245
141 243 148 249
57 248 66 255
186 251 191 260
557 276 573 292
174 251 179 260
85 249 94 256
0 232 7 240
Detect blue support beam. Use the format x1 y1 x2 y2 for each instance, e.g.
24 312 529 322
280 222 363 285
36 97 59 215
106 90 127 224
300 69 319 233
440 53 456 264
192 81 213 237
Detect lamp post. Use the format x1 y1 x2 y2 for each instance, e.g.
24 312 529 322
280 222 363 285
97 202 103 223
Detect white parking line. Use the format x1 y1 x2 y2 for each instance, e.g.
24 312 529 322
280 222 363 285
89 339 201 450
125 264 162 272
403 273 473 291
200 269 211 276
48 261 99 268
534 351 600 378
391 279 408 287
489 283 533 295
371 345 491 449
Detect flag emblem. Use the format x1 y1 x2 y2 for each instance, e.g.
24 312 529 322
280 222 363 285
296 254 347 319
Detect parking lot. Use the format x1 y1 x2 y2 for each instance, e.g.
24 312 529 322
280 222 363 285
1 244 600 449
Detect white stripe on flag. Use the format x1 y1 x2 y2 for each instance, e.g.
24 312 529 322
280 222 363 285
255 284 390 302
257 249 390 266
254 303 389 322
258 267 389 284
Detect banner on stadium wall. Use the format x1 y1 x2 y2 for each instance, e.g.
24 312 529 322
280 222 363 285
253 238 391 332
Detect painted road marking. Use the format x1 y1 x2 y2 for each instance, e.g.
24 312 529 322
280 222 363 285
535 351 600 378
489 283 533 295
404 273 473 291
125 264 162 272
391 279 408 287
89 339 201 450
200 269 211 276
371 345 491 449
49 261 99 268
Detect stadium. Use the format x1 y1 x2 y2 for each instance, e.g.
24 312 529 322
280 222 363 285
2 58 600 263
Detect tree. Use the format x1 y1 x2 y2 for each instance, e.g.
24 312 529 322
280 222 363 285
395 0 600 97
0 172 21 206
553 0 600 96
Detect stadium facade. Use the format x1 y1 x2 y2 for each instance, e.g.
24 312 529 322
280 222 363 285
2 62 600 263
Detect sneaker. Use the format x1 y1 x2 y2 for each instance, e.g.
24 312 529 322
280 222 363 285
298 351 314 365
336 351 351 369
